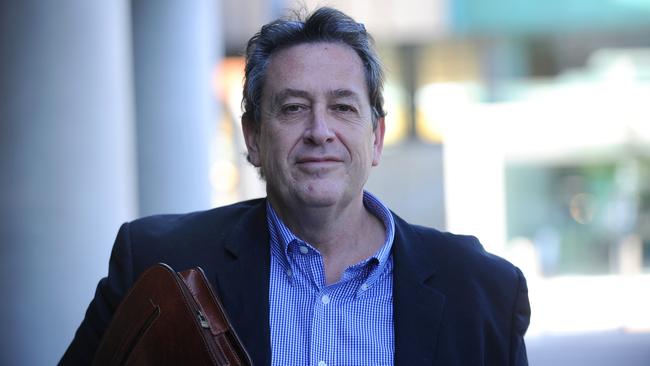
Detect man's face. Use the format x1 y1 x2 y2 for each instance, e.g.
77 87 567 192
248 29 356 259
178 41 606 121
243 42 385 213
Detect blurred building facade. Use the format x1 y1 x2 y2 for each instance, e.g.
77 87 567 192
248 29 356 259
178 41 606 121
1 0 650 364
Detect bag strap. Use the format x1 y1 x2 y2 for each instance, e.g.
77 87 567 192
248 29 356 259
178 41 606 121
178 267 253 365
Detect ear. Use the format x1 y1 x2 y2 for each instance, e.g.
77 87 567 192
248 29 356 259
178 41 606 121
371 117 385 167
242 115 261 167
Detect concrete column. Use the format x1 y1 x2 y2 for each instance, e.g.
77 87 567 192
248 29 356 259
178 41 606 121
0 1 136 365
132 0 220 216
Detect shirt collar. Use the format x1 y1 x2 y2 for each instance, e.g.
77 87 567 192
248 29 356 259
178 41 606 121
266 191 395 284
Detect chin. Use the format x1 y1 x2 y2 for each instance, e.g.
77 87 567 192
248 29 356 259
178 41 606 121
296 182 345 207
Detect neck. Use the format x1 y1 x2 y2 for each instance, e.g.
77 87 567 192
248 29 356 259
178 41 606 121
269 193 386 284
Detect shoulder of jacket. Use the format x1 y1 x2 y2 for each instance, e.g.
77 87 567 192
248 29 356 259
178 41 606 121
123 198 266 243
396 216 521 281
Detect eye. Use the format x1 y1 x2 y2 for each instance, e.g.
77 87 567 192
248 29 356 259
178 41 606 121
332 104 356 113
281 104 307 114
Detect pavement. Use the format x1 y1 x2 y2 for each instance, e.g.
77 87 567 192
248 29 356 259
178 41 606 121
527 330 650 366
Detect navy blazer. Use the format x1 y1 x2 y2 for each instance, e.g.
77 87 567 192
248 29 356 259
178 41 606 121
61 198 530 365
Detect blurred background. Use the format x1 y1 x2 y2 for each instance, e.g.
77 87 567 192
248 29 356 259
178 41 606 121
2 0 650 364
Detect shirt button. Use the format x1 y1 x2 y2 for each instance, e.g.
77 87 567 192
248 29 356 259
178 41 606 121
286 269 292 277
321 295 330 305
361 283 369 291
318 361 327 366
299 246 308 254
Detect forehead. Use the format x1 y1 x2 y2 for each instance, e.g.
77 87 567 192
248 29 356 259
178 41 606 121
263 42 368 99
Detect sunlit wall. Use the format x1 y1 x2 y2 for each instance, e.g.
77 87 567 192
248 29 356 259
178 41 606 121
214 1 650 364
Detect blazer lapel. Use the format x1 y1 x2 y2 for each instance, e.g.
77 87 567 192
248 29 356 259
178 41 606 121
392 215 446 366
213 201 272 366
206 204 446 365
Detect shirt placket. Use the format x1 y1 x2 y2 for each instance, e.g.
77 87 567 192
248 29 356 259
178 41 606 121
290 243 333 366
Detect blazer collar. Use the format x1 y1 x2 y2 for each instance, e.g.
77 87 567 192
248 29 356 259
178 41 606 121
211 201 447 366
392 214 446 365
214 199 272 366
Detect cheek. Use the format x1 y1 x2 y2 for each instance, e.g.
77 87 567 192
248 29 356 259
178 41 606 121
360 133 377 157
260 130 292 167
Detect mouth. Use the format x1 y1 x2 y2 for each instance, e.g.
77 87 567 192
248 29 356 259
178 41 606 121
295 156 344 168
296 155 344 163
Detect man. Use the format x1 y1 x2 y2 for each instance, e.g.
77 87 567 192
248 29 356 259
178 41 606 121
61 7 530 365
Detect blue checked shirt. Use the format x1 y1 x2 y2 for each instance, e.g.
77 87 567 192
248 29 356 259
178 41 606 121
267 191 396 366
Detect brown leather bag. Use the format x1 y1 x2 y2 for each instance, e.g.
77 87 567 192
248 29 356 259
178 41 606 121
92 263 252 365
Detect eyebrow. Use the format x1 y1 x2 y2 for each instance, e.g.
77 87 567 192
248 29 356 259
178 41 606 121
273 89 311 105
272 88 362 105
327 89 361 101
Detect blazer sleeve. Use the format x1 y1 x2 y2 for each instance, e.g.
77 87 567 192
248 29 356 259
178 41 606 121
510 267 531 366
59 222 135 365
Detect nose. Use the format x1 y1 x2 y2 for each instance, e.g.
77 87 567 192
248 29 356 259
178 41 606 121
303 108 335 145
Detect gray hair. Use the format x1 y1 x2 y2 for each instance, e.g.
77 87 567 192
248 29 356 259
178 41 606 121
242 7 386 131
